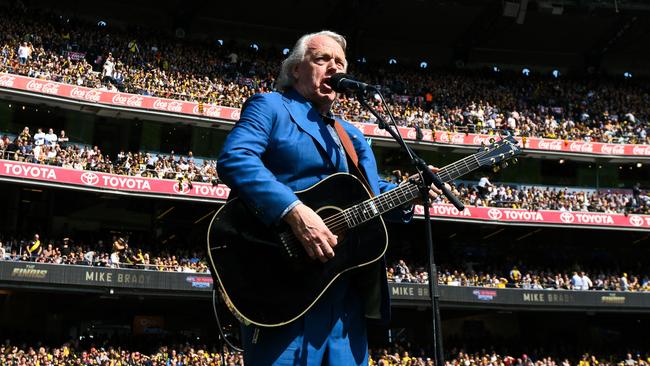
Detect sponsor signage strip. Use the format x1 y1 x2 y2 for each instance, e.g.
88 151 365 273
393 283 649 310
1 73 649 158
414 204 650 231
0 160 230 201
0 261 213 292
1 160 648 230
2 262 648 310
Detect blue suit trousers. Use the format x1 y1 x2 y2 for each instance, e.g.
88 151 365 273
241 276 368 366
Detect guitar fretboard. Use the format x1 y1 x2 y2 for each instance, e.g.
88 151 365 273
339 154 481 229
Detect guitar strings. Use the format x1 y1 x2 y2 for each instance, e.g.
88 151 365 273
281 143 513 250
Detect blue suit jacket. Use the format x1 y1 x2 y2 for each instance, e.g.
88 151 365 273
217 88 408 322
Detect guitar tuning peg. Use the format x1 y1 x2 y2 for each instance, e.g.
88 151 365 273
501 162 509 169
489 138 495 144
511 158 518 165
492 165 501 173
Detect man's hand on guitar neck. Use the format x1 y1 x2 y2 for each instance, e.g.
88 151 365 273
405 166 447 206
284 203 338 263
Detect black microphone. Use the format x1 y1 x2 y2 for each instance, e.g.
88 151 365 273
327 73 377 93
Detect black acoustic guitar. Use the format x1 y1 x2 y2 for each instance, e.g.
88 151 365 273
207 136 520 327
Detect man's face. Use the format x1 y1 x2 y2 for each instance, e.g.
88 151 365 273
292 35 347 112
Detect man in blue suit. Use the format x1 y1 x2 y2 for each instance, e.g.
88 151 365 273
217 30 441 366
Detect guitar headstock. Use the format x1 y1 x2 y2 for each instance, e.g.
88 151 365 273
476 136 522 170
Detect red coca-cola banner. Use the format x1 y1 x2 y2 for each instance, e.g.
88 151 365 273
1 72 649 157
350 123 650 157
0 160 648 230
0 73 241 121
414 204 650 231
0 160 231 201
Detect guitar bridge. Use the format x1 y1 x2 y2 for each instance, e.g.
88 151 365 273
278 232 299 259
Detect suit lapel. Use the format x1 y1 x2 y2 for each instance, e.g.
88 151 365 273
282 90 338 167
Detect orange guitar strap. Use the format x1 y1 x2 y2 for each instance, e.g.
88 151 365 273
332 120 375 197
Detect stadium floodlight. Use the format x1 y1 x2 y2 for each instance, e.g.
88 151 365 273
420 61 428 69
624 72 632 78
559 159 564 164
282 48 290 55
216 39 224 46
250 43 259 51
97 20 107 27
493 66 500 72
388 58 397 65
637 163 643 168
552 69 560 78
522 68 530 76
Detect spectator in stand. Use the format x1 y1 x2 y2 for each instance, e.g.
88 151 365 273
477 174 494 199
101 52 115 85
570 271 584 290
58 129 69 147
110 236 127 268
17 41 31 64
25 233 42 258
33 127 45 147
620 273 630 291
45 127 57 147
580 271 593 290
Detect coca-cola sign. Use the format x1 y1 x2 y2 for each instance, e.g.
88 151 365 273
70 87 102 102
111 94 144 107
569 141 594 153
600 144 626 155
632 145 650 156
153 99 184 113
471 135 494 146
26 80 60 94
0 74 16 87
537 139 564 150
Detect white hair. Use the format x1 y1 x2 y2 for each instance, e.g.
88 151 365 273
275 30 347 92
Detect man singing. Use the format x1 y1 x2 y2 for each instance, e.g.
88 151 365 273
217 30 440 365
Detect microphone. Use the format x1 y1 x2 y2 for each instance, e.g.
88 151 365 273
326 73 377 93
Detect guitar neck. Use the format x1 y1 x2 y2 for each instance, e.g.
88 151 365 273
340 154 481 229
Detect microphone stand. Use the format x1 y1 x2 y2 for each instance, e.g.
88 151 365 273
355 88 465 366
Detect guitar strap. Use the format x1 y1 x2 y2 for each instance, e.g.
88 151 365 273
332 120 375 197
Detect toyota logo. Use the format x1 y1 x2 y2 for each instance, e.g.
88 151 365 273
487 209 502 220
81 172 99 186
560 212 575 223
173 182 191 194
629 215 644 227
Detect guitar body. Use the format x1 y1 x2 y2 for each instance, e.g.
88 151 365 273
206 173 387 327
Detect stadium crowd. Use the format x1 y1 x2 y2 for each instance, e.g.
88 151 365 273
388 260 650 292
1 4 649 145
0 234 209 273
370 348 650 366
0 341 647 366
0 340 243 365
0 126 219 184
438 180 648 215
